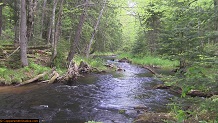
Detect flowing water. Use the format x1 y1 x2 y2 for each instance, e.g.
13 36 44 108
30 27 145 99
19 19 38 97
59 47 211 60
0 56 177 123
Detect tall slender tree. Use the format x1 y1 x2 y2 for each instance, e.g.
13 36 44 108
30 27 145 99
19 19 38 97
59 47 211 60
86 0 106 58
14 0 21 45
20 0 28 66
214 0 218 43
50 0 58 46
67 0 89 65
26 0 38 41
0 0 3 36
40 0 47 39
51 0 65 64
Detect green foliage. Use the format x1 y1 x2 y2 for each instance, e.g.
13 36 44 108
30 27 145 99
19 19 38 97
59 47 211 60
53 39 70 69
199 95 218 119
29 61 50 74
170 103 187 122
0 61 52 85
0 67 24 84
93 52 115 56
118 53 179 68
74 55 107 70
5 52 22 69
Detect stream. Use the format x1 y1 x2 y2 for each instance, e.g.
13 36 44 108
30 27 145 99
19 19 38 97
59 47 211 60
0 56 178 123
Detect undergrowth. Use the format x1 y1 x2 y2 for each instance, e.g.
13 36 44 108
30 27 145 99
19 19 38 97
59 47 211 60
0 61 51 85
118 53 178 68
74 55 107 70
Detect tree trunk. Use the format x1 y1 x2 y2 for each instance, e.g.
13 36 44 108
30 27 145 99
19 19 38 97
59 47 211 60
214 0 218 43
26 0 38 41
51 0 58 47
0 0 2 36
14 0 20 45
40 0 47 39
47 21 52 44
20 0 28 66
51 0 64 64
86 0 106 58
67 0 89 65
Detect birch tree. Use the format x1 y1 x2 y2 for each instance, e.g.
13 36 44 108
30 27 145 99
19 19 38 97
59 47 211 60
51 0 65 64
49 0 58 46
86 0 107 58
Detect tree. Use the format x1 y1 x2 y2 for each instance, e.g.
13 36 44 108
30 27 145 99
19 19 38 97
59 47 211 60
0 0 2 36
26 0 38 41
50 0 58 46
214 0 218 43
40 0 47 39
67 0 89 65
14 0 20 45
51 0 65 64
86 0 107 58
20 0 28 66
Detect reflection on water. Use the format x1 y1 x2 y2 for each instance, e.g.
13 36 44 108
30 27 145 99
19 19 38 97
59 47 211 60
0 58 176 123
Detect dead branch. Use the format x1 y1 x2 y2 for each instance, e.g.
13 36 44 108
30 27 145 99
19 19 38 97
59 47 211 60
49 71 59 84
17 71 48 86
143 66 157 74
17 67 55 86
6 46 20 59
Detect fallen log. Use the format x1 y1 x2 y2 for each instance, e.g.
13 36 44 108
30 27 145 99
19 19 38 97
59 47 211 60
154 84 217 98
118 57 132 63
143 66 157 74
16 68 55 86
92 67 106 74
154 84 171 89
17 71 48 86
27 49 51 55
187 90 214 98
49 71 59 84
2 45 51 50
1 44 14 47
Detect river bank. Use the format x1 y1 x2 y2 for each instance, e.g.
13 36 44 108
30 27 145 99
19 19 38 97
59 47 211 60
0 56 178 123
1 55 217 122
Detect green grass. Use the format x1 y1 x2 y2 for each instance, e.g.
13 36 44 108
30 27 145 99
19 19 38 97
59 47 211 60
74 55 107 70
0 61 52 85
118 53 179 68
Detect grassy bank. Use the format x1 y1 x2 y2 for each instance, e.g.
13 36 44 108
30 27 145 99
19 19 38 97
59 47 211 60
118 53 179 68
0 54 108 85
74 55 107 71
0 61 51 85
